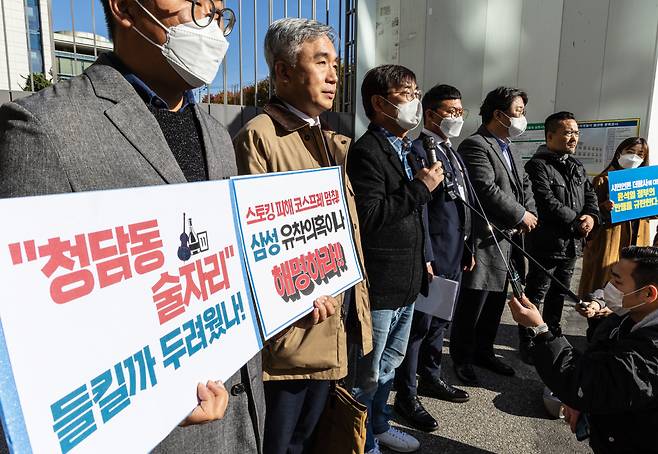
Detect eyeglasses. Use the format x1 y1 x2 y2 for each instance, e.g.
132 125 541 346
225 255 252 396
388 88 422 102
562 130 580 138
442 107 469 119
186 0 236 35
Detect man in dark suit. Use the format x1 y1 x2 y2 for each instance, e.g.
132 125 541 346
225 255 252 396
347 65 443 454
450 87 538 385
393 84 472 432
0 0 266 452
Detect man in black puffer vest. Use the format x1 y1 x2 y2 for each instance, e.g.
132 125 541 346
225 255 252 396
520 111 600 364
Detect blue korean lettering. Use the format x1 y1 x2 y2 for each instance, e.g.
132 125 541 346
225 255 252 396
51 384 97 453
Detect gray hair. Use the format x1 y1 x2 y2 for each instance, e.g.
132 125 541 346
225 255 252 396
264 18 336 80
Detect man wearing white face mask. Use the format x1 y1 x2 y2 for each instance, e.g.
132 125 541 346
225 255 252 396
510 246 658 454
348 65 444 453
450 86 537 385
0 0 266 453
393 85 473 432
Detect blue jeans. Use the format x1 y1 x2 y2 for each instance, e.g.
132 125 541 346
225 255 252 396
352 303 415 451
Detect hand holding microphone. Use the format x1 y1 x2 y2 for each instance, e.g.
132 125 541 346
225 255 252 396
415 162 443 191
416 135 444 192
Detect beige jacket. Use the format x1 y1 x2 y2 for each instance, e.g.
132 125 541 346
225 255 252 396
233 98 372 381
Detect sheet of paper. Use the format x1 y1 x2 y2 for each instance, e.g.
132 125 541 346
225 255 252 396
414 276 460 321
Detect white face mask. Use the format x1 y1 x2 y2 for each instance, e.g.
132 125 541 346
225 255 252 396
618 153 644 169
381 97 423 131
603 281 647 315
133 1 229 88
435 116 464 138
498 112 527 137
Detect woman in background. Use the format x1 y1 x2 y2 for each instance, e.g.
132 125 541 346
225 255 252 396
579 137 652 295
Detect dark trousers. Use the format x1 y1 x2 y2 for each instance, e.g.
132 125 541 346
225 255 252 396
395 310 450 397
519 257 577 342
449 287 507 364
263 379 330 454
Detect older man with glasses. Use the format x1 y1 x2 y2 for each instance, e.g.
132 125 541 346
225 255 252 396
233 18 373 454
0 0 265 453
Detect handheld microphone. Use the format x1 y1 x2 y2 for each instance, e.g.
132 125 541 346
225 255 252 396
508 267 525 299
501 228 519 237
422 135 439 166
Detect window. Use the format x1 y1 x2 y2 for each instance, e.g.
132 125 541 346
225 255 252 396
24 0 45 76
57 56 73 77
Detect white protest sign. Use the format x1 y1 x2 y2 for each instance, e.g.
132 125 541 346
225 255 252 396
232 167 364 339
0 181 262 454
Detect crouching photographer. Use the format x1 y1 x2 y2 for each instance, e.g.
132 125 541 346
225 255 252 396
509 246 658 454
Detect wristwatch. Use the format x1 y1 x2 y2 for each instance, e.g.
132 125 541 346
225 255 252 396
527 323 549 339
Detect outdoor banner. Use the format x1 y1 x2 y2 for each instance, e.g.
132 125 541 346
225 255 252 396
0 167 362 453
232 167 364 339
511 118 640 175
608 165 658 223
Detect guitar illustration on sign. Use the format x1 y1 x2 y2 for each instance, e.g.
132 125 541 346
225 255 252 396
177 212 192 261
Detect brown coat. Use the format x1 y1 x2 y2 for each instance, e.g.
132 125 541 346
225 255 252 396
233 99 373 381
579 172 651 296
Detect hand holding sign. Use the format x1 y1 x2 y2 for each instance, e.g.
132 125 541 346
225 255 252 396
601 200 614 212
180 381 229 426
293 296 339 329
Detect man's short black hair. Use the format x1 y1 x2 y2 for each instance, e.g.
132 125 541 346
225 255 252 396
620 246 658 288
99 0 114 41
479 86 528 124
544 111 576 139
421 84 461 113
361 65 417 120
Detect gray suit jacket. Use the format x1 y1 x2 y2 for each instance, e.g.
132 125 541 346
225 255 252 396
457 125 537 292
0 53 264 454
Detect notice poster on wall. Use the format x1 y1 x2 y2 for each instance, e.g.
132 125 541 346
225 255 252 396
512 118 640 175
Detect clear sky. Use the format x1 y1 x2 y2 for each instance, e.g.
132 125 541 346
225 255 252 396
51 0 346 98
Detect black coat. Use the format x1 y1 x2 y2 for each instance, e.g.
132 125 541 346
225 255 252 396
532 314 658 454
525 146 600 259
347 125 430 310
411 133 474 279
458 125 537 292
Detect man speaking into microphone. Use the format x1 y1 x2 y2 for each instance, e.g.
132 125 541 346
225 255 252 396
394 84 472 433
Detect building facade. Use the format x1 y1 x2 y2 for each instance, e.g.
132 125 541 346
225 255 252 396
54 31 112 81
0 0 53 91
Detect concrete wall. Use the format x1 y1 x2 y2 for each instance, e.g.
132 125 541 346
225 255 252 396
356 0 658 150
